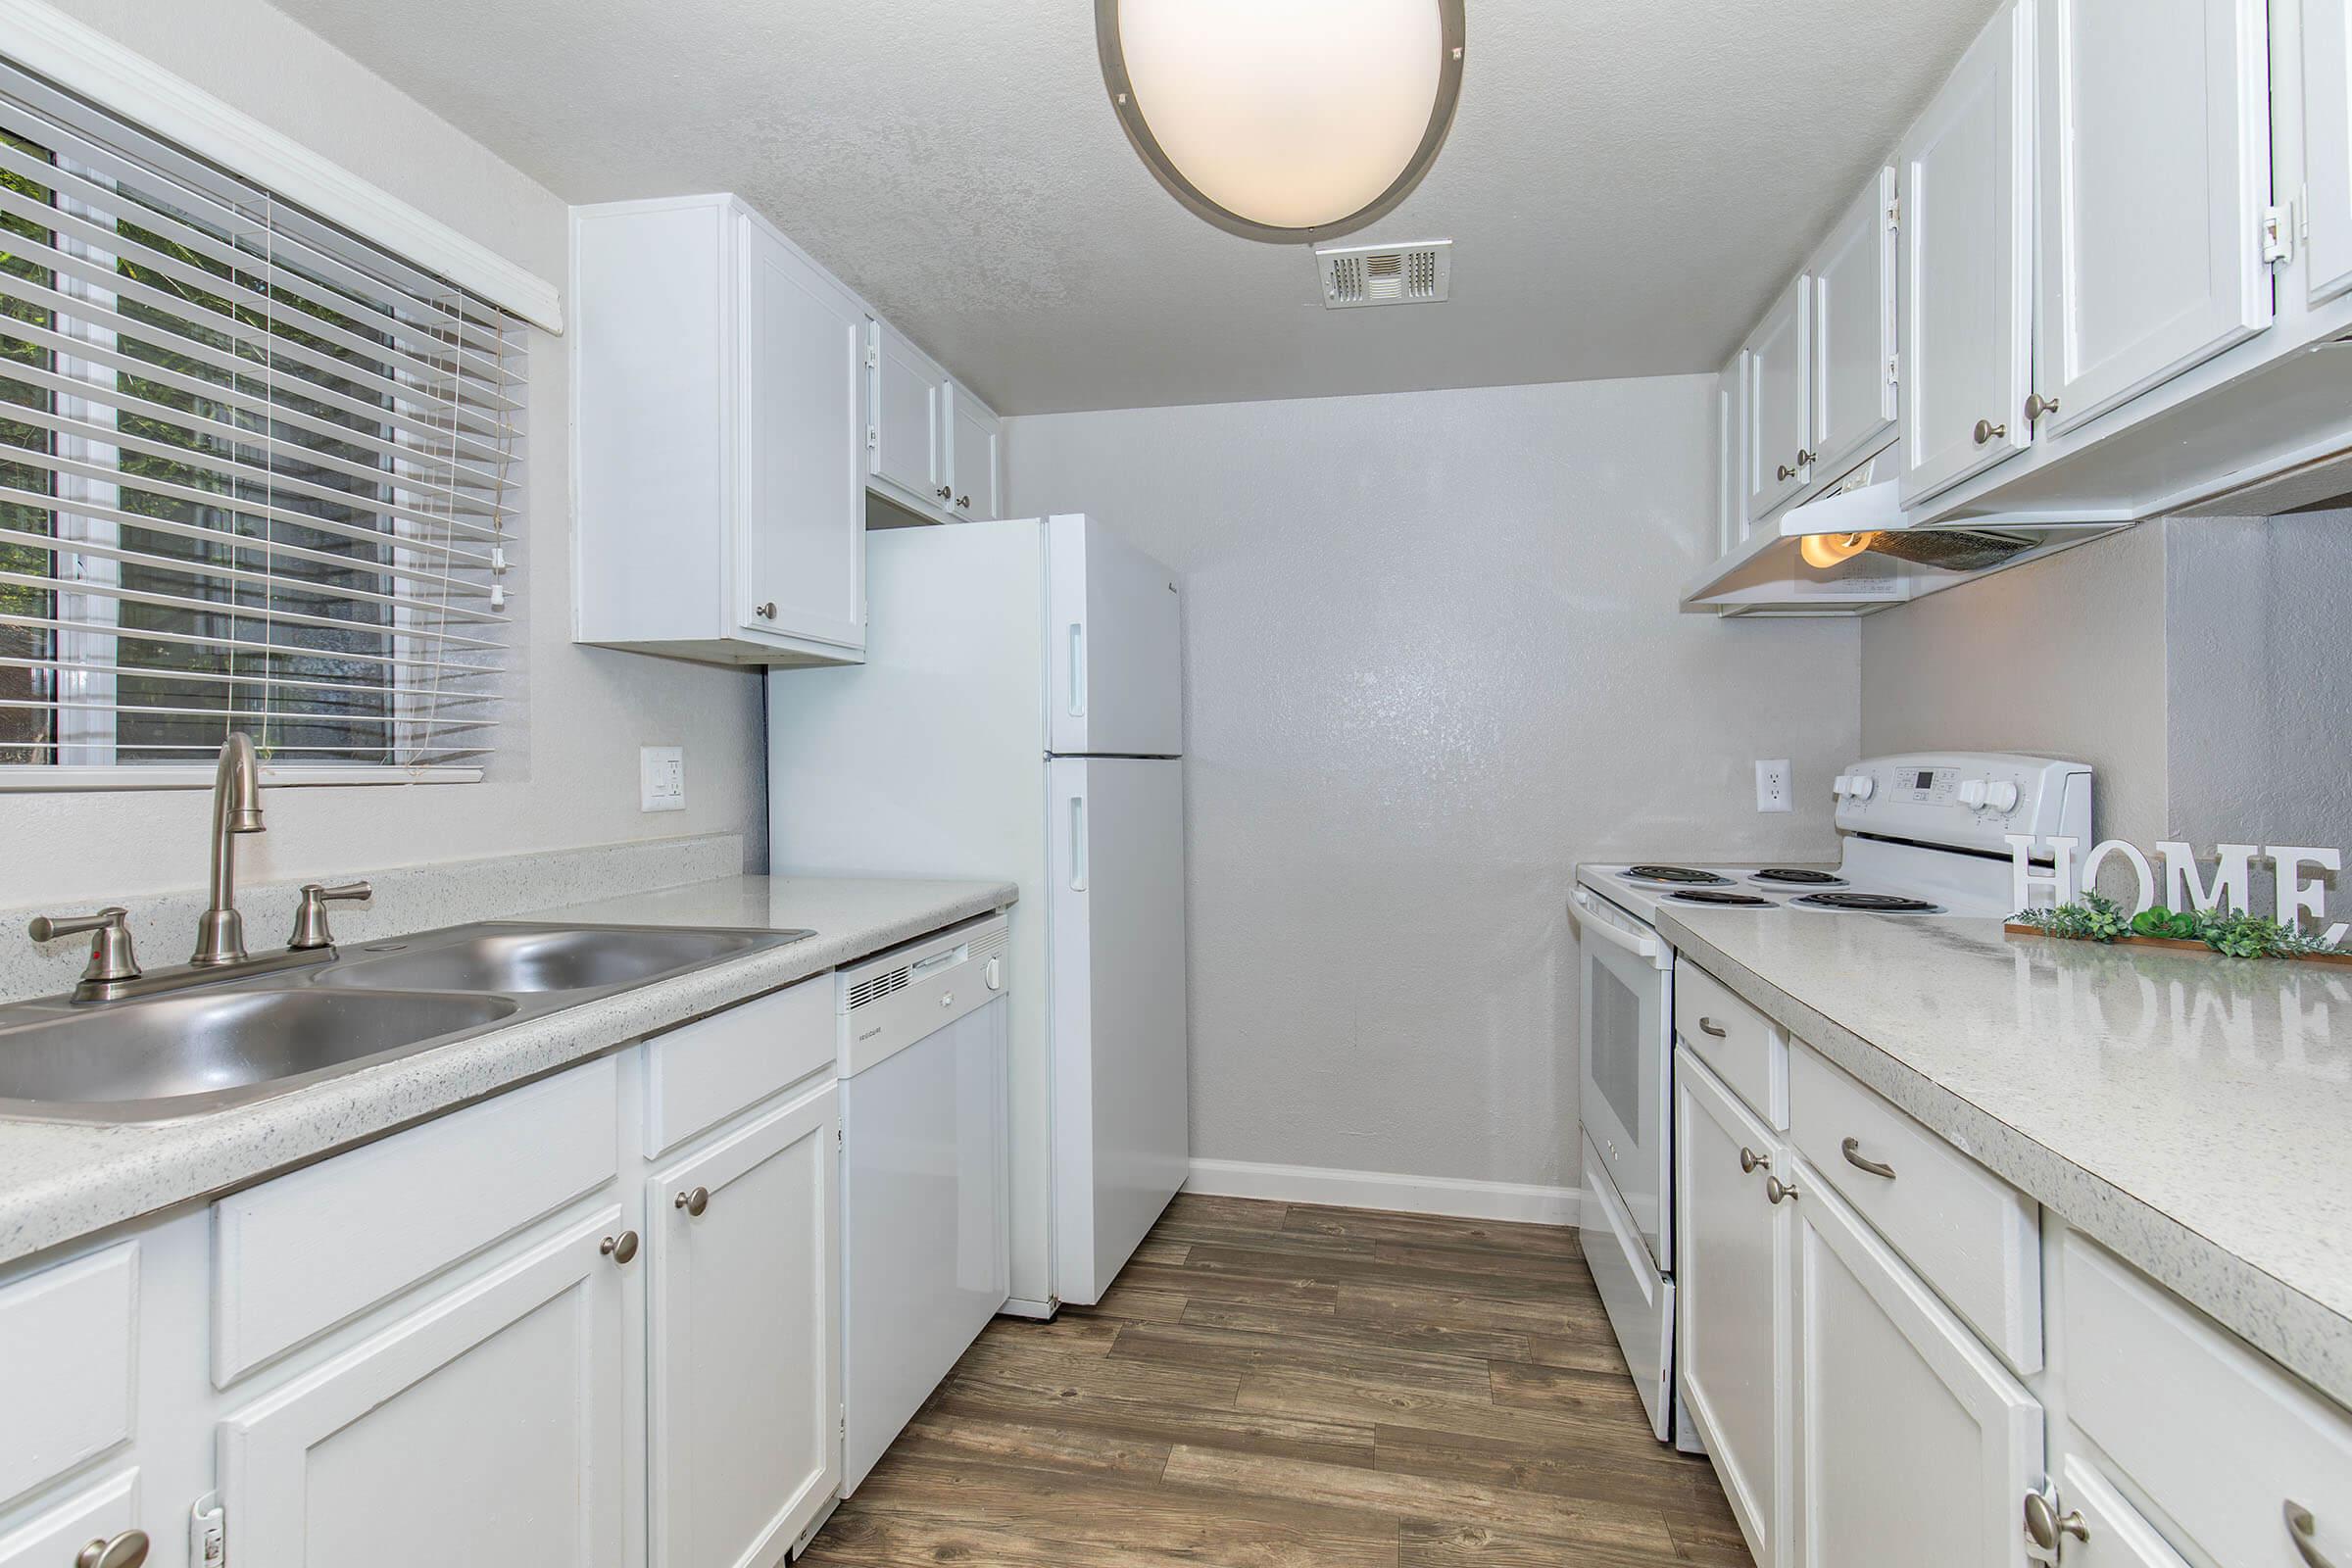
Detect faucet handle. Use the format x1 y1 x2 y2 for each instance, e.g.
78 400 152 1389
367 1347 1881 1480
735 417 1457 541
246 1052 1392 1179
289 882 371 953
28 907 141 986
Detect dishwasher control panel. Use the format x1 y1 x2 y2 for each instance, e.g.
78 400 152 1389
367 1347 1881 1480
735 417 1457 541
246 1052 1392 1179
836 910 1009 1076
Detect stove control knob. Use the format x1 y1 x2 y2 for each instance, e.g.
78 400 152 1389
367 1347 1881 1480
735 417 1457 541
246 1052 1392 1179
1847 774 1875 802
1986 780 2021 813
1832 774 1853 798
1957 779 1988 808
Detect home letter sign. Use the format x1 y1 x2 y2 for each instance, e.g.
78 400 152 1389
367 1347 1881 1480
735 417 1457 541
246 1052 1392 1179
2008 835 2348 945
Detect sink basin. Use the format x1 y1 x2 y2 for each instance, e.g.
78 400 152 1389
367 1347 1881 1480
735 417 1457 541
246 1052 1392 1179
0 988 518 1122
314 924 801 995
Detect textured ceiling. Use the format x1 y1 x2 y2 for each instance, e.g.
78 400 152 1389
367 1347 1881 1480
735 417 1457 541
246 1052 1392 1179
265 0 1999 415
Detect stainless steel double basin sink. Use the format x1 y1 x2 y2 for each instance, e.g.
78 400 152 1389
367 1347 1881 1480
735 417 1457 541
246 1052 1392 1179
0 922 814 1125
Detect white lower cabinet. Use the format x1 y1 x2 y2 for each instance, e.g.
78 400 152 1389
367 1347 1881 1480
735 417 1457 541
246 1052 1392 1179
0 1471 140 1568
2034 1453 2193 1568
2311 0 2352 306
647 1083 841 1568
1788 1164 2043 1568
219 1205 632 1568
1675 1047 1789 1568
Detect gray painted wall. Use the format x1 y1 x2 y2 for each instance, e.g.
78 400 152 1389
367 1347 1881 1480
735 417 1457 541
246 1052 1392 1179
6 0 768 909
1008 377 1860 1192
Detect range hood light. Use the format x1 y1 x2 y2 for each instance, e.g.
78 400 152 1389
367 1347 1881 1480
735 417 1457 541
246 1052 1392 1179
1798 531 1878 569
1096 0 1466 244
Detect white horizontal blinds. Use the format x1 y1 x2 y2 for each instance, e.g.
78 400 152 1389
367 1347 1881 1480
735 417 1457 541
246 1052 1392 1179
0 59 521 772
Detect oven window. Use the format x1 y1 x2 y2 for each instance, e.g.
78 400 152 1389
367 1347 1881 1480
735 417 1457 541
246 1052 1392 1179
1592 961 1644 1142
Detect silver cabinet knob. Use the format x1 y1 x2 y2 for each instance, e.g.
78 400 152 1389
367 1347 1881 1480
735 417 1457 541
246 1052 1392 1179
76 1531 149 1568
2023 1491 2089 1551
1765 1173 1799 1204
936 484 953 501
600 1230 640 1264
673 1187 709 1217
1795 449 1816 467
1974 417 2008 445
1777 463 1796 481
2026 392 2060 423
2287 1499 2335 1568
1840 1137 1897 1180
1739 1147 1770 1175
956 495 972 510
755 602 777 620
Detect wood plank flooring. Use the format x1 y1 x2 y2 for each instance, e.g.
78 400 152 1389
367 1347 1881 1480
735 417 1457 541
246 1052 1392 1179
799 1194 1751 1567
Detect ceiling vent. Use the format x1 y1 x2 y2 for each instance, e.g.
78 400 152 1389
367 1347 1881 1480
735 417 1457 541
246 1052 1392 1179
1315 240 1451 309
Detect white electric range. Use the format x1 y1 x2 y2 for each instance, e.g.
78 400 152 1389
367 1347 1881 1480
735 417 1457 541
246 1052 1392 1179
1569 752 2092 1449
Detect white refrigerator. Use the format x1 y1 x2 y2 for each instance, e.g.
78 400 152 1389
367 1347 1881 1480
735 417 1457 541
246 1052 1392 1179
765 514 1189 1312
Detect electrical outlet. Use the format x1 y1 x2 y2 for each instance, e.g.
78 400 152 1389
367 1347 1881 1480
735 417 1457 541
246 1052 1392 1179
640 746 685 812
1755 759 1792 813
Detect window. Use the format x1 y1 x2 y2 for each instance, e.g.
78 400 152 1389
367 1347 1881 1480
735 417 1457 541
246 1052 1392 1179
0 60 521 783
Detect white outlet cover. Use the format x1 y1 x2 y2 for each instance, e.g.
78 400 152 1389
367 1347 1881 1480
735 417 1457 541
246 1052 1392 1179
641 746 685 812
1755 759 1792 813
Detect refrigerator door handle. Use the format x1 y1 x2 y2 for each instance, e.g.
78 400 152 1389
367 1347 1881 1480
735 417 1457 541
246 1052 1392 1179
1068 793 1088 892
1068 622 1087 717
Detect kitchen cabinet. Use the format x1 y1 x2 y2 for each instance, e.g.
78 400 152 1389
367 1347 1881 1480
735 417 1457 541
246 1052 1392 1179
1745 274 1813 518
1898 0 2035 505
867 318 948 518
1807 167 1899 485
0 1472 142 1568
2308 0 2352 305
573 193 866 665
1716 351 1748 557
647 1083 841 1568
1788 1167 2043 1568
946 380 1004 521
218 1206 633 1568
2034 0 2272 434
1675 1047 1789 1568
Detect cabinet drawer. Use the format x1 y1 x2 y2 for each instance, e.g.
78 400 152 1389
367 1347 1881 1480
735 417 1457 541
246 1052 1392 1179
0 1470 140 1568
645 975 833 1154
1788 1045 2040 1372
0 1244 135 1509
1675 959 1785 1128
213 1056 617 1385
2062 1235 2352 1568
2047 1452 2191 1568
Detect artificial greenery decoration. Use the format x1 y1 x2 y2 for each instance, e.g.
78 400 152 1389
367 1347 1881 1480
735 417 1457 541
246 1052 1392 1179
2012 897 2349 960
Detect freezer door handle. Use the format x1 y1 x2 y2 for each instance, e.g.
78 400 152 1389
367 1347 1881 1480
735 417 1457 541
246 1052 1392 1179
1068 622 1087 717
1068 794 1088 892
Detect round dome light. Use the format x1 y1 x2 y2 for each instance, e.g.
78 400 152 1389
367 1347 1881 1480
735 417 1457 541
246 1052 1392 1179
1096 0 1466 243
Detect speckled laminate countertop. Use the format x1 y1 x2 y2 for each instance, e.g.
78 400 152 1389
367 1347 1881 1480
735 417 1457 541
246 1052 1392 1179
1591 868 2352 1408
0 875 1016 1269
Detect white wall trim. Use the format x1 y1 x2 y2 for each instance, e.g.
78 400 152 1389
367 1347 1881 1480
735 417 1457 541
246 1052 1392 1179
0 0 563 331
1185 1158 1584 1228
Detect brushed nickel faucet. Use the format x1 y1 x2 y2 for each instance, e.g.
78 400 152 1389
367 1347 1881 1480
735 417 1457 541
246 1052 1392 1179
192 730 266 966
27 734 371 1004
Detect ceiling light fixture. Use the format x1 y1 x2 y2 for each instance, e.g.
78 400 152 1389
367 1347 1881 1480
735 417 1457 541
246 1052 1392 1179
1096 0 1467 245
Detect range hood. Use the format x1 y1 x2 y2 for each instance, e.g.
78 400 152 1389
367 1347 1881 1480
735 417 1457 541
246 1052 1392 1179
1683 456 2133 616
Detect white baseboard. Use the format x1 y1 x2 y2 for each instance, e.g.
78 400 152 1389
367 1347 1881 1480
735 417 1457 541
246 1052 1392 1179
1184 1157 1584 1227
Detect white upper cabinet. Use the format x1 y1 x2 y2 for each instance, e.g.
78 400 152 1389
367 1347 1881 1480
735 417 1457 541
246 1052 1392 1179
1717 351 1749 557
1807 168 1900 484
867 318 948 516
864 317 1004 525
2307 0 2352 305
573 194 865 665
946 381 1004 522
1746 274 1814 518
1899 0 2036 505
2035 0 2272 434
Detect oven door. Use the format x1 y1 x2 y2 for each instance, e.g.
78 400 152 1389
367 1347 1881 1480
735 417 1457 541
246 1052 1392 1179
1573 885 1675 1272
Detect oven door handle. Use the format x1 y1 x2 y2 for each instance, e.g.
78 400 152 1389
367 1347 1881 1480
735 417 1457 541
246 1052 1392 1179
1574 889 1670 969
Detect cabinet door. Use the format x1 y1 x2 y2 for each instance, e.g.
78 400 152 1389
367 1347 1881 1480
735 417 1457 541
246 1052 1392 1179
648 1084 840 1568
1717 351 1749 556
1899 0 2035 504
1676 1049 1788 1568
1789 1168 2043 1568
2308 0 2352 305
738 219 865 650
1809 168 1899 483
2036 0 2271 432
946 381 1003 521
1745 274 1813 518
868 318 945 514
219 1207 631 1568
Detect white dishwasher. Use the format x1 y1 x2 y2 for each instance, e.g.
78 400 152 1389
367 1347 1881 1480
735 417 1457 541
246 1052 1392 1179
836 911 1011 1493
